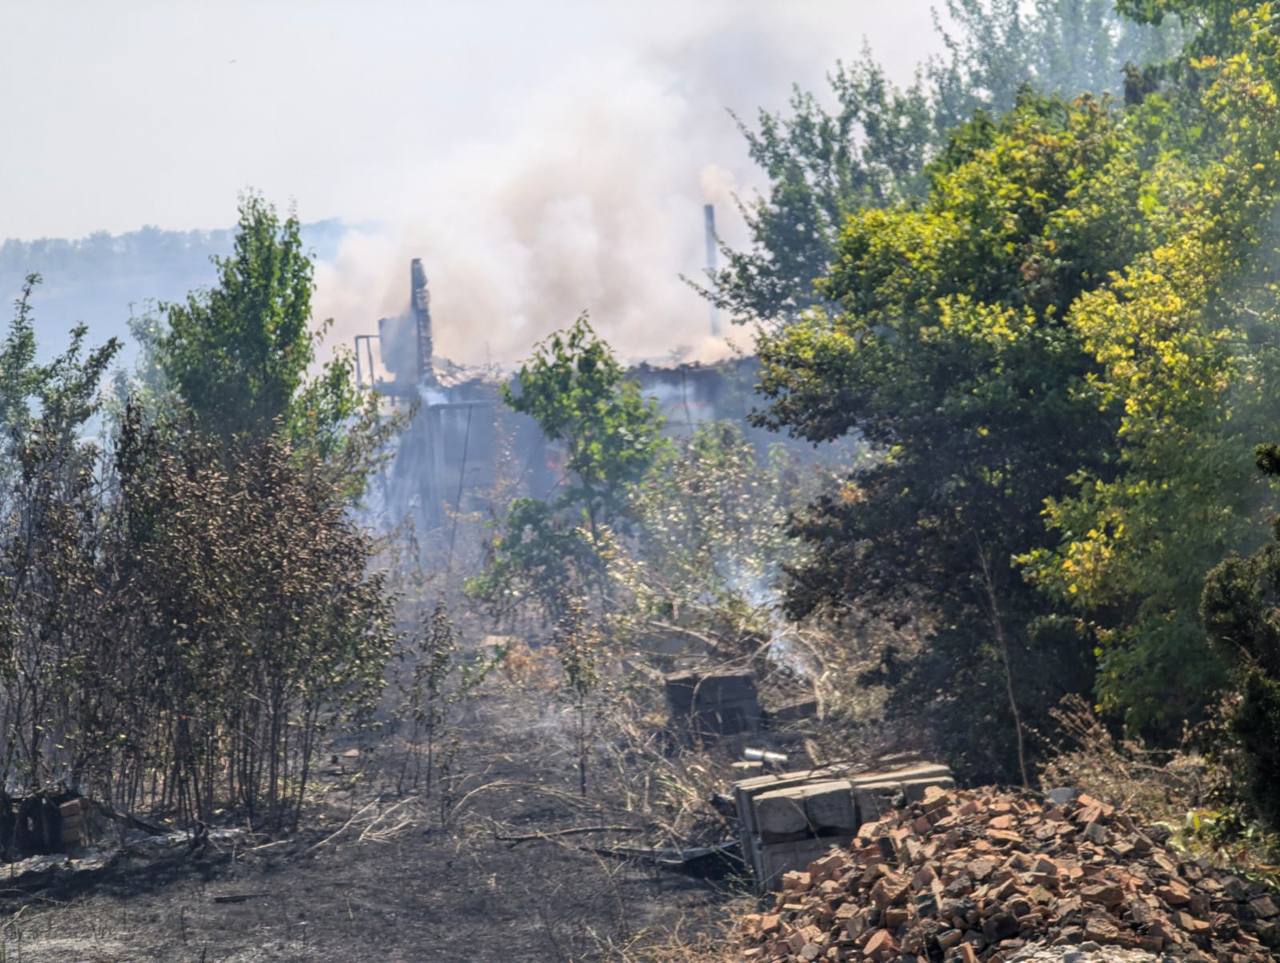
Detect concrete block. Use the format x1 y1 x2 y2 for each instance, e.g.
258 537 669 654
757 837 847 891
754 787 810 839
665 669 761 739
803 780 857 833
733 760 954 892
850 762 952 789
754 780 856 842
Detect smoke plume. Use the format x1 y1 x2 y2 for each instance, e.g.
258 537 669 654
311 3 930 371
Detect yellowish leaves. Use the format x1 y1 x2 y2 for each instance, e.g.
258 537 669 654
936 295 1035 349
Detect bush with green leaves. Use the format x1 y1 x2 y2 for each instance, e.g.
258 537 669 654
1201 443 1280 829
111 409 395 828
468 316 666 620
0 218 396 832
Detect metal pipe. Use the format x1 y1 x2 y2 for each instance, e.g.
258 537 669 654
704 204 720 337
743 748 788 767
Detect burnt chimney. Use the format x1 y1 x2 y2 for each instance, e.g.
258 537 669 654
410 258 435 384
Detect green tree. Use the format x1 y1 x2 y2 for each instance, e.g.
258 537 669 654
929 0 1186 131
1024 7 1280 735
752 93 1155 781
706 0 1182 328
1 275 120 464
0 276 120 790
503 315 666 534
468 316 666 619
155 193 362 456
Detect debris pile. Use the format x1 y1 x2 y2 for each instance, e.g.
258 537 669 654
739 787 1280 962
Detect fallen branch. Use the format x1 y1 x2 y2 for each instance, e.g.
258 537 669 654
357 796 421 843
212 892 272 904
494 824 643 845
89 799 168 836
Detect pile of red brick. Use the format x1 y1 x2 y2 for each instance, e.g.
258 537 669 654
739 786 1279 962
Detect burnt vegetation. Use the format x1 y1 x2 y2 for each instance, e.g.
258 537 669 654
6 2 1280 961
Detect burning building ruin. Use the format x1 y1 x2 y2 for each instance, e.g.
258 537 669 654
354 258 773 542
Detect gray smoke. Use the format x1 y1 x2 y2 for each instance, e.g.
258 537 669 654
311 2 937 371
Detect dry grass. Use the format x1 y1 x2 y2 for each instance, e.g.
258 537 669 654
1038 694 1212 823
1038 695 1280 888
601 898 755 962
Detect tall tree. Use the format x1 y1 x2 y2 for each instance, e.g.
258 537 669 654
468 316 666 619
706 0 1183 328
752 92 1159 781
1024 6 1280 735
155 193 362 456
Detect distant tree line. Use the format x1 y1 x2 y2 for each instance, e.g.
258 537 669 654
0 219 346 372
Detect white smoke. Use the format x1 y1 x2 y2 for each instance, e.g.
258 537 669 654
311 3 931 370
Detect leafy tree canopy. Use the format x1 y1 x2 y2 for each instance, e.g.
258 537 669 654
752 4 1280 776
706 0 1184 328
154 193 362 457
0 275 119 487
752 91 1150 780
469 316 667 619
503 315 667 532
1023 6 1280 732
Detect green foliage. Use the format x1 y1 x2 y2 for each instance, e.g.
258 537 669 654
1 275 120 459
751 94 1147 780
1202 442 1280 829
708 60 934 324
1024 8 1280 734
503 315 666 527
0 279 122 791
154 193 363 458
1224 670 1280 829
930 1 1186 130
469 316 666 619
707 0 1182 327
735 2 1280 782
1202 570 1280 831
466 497 598 619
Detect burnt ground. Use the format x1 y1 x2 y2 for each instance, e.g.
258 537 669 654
0 687 751 962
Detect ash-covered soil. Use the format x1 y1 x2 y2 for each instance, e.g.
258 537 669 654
0 690 745 962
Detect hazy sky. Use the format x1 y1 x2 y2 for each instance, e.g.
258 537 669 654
1 1 945 364
1 1 940 238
